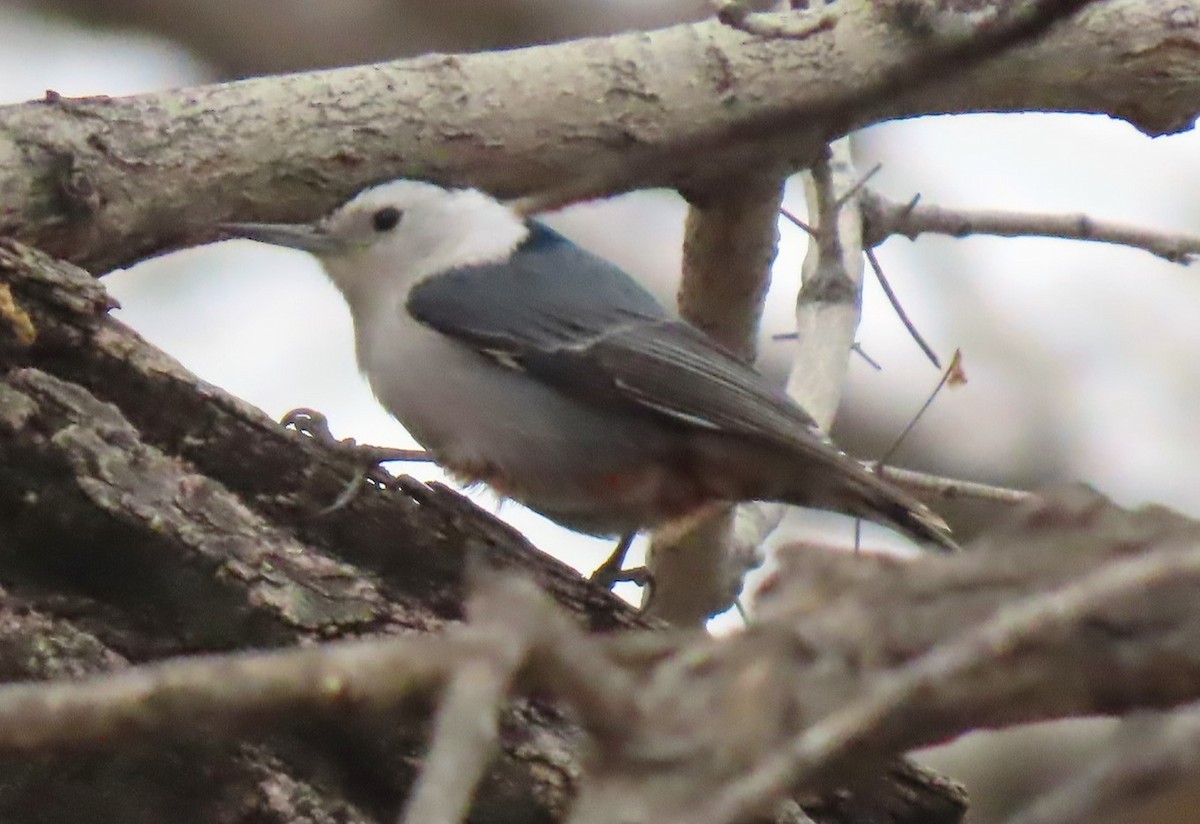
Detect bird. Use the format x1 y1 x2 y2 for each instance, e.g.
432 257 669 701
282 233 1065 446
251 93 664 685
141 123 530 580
222 179 956 581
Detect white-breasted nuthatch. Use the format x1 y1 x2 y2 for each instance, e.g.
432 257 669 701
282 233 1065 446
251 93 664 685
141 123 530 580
224 180 956 566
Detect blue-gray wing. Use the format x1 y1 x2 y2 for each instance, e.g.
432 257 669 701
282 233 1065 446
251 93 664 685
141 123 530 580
406 222 824 445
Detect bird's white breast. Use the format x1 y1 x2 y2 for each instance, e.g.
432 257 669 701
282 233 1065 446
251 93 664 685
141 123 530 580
351 296 678 534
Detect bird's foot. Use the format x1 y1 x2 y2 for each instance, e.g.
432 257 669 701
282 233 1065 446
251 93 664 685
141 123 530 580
590 564 652 590
281 407 429 513
589 532 642 590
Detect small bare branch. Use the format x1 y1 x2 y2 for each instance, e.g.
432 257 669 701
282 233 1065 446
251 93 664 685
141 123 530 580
865 247 941 368
878 349 964 465
850 342 883 371
872 465 1032 505
779 207 815 238
0 630 447 754
863 190 1200 263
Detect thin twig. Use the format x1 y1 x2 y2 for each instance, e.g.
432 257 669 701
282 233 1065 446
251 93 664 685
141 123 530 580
779 206 815 237
872 464 1031 505
834 163 883 211
878 349 962 466
865 247 941 368
850 342 883 371
863 190 1200 264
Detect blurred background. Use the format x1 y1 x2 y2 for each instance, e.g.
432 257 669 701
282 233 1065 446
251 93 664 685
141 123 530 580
3 1 1199 820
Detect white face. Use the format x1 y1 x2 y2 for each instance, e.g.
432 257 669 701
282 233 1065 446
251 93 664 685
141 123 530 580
316 180 530 300
226 179 530 305
318 179 456 254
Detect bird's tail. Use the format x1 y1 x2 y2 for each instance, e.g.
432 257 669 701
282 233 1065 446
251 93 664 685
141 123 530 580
821 465 958 552
698 436 959 552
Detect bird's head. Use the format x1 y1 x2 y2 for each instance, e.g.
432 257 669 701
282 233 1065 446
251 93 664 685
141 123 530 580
222 179 529 305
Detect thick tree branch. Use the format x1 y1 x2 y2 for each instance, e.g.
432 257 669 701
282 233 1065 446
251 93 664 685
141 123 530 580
644 174 785 626
0 0 1191 272
0 484 1195 824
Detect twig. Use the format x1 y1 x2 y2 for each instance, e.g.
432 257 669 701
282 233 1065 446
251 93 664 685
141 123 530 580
850 342 883 371
716 2 839 40
862 190 1200 264
878 349 962 466
834 163 883 211
872 464 1032 505
865 247 941 368
0 630 449 753
677 541 1200 824
779 206 815 237
285 429 1026 510
784 179 942 371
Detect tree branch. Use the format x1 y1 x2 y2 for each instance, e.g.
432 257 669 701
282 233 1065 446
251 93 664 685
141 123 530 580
0 0 1190 272
0 484 1195 824
874 464 1032 505
644 174 786 626
863 190 1200 263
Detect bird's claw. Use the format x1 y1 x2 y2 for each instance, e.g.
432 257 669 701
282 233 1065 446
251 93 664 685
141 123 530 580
280 407 426 513
281 408 343 445
589 563 652 590
589 531 645 590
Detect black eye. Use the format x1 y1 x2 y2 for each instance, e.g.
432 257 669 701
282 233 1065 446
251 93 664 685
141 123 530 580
371 206 402 232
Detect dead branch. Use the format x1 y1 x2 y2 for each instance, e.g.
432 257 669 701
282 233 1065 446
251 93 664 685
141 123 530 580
862 189 1200 263
873 464 1032 505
